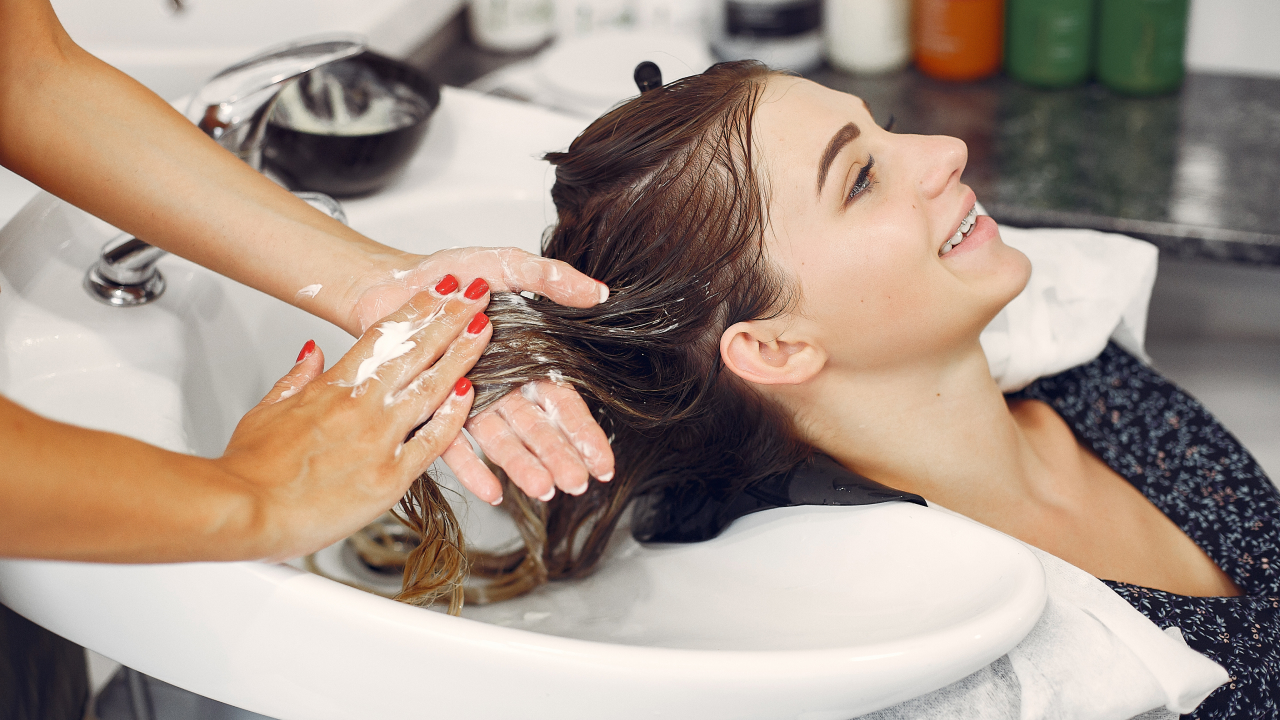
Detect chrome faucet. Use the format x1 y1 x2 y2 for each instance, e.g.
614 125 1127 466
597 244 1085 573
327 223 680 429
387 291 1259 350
85 35 365 307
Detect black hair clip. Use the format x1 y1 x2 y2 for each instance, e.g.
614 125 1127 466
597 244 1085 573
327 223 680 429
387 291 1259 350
631 453 927 544
634 61 663 93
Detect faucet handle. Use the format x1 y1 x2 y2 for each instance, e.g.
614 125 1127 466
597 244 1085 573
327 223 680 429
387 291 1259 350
185 34 367 168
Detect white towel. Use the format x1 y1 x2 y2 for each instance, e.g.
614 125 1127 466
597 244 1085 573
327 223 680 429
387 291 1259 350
857 510 1229 720
981 224 1159 392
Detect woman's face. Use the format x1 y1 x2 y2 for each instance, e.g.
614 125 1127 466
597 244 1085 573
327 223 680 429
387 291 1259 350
752 77 1030 373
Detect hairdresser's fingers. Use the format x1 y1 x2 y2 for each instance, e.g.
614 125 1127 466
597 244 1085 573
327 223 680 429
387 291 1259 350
523 381 615 482
398 380 474 477
327 289 446 384
497 389 590 496
509 255 608 309
441 433 503 505
461 248 608 309
389 313 491 429
330 280 488 395
260 342 327 406
466 407 555 500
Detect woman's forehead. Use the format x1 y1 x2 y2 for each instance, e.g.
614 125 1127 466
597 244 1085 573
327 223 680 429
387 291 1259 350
753 78 872 197
756 77 870 133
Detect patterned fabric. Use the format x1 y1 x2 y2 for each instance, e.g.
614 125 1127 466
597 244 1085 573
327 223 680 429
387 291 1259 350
1013 343 1280 719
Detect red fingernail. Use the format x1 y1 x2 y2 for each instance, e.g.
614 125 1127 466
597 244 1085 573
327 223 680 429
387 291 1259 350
296 339 315 363
435 274 459 295
466 312 489 334
464 278 489 300
454 377 472 396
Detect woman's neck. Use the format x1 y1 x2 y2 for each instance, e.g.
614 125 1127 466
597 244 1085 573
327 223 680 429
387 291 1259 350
788 342 1055 518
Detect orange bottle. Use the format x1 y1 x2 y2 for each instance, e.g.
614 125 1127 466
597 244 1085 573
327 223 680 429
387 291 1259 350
913 0 1005 81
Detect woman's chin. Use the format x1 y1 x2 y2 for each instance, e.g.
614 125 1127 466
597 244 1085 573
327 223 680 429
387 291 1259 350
990 242 1033 311
951 219 1031 314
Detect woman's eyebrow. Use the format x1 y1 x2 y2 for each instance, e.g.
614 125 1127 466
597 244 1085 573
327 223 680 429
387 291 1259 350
816 122 861 198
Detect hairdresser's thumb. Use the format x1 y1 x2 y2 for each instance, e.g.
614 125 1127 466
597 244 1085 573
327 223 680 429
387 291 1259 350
262 340 325 406
525 257 610 309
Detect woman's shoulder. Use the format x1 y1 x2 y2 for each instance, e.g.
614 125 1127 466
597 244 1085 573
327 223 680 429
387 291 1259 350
1015 343 1280 597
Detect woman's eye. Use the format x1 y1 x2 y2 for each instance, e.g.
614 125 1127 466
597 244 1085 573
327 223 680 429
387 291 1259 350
846 155 876 205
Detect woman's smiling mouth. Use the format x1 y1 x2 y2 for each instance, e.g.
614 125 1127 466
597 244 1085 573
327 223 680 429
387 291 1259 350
940 204 978 256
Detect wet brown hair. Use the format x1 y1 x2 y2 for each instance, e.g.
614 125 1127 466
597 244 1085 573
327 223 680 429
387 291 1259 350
396 61 815 611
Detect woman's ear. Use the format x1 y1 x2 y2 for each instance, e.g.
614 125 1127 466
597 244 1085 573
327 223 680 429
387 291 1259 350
721 321 826 386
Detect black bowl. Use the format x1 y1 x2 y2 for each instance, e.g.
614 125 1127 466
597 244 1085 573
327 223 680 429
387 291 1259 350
263 51 440 198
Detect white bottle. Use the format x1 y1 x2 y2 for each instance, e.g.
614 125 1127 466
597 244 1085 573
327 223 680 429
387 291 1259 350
823 0 910 74
468 0 556 53
710 0 824 73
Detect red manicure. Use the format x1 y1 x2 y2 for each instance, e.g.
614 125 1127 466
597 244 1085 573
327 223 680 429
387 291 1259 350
296 339 316 363
434 274 459 295
464 278 489 300
467 313 489 334
454 377 472 396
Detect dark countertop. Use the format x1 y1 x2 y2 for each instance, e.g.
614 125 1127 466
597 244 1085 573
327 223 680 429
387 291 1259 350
408 18 1280 267
811 68 1280 267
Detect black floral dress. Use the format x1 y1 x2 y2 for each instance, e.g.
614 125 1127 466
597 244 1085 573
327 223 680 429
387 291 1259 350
1011 343 1280 719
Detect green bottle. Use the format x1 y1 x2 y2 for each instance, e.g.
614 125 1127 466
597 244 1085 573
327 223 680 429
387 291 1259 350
1096 0 1189 95
1006 0 1096 88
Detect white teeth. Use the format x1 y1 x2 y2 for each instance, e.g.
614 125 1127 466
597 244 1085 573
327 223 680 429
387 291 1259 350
941 205 979 256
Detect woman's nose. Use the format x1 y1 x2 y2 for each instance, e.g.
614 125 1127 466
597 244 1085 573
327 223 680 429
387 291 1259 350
914 135 969 200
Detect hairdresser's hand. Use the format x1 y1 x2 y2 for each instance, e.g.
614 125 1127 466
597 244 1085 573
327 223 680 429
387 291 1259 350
345 247 607 335
343 248 615 506
215 278 492 561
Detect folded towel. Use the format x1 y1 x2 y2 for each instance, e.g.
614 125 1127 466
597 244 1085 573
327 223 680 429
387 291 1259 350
980 224 1159 393
859 507 1229 720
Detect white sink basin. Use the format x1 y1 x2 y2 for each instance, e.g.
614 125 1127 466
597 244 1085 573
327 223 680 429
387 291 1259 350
0 88 1046 719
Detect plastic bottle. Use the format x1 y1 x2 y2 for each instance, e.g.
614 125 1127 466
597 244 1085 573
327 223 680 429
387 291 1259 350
1096 0 1189 95
711 0 825 73
913 0 1005 82
468 0 556 53
1005 0 1095 88
824 0 911 74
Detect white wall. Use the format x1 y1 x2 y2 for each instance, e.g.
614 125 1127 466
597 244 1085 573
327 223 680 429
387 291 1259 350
1186 0 1280 77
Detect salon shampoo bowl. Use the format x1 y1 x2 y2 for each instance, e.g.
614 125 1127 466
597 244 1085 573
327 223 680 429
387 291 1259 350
0 87 1046 719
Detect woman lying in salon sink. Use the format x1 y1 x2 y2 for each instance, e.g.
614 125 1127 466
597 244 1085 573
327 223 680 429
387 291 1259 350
404 62 1277 718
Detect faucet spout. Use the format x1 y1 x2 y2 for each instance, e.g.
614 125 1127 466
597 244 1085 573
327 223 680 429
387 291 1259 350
186 34 366 169
85 35 365 307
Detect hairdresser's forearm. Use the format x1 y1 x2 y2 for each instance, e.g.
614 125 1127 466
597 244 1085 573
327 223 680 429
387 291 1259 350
0 397 264 563
0 0 384 335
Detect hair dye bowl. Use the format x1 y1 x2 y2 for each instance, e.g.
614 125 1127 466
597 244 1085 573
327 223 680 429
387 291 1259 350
264 52 440 197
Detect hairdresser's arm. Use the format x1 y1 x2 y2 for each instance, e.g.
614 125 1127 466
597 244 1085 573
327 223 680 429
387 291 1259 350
0 0 614 503
0 288 488 562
